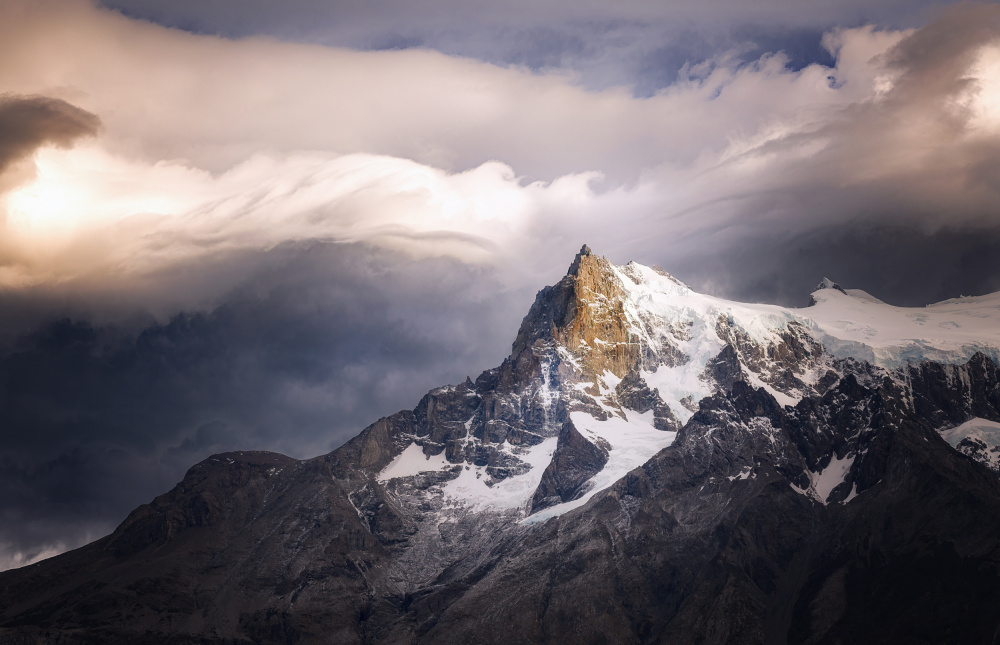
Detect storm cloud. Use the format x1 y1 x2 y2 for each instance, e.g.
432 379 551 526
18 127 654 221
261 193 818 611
100 0 957 93
0 242 534 570
0 96 99 175
0 0 999 568
0 94 100 200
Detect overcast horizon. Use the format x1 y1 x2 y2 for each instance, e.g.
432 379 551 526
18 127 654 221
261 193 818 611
1 0 999 570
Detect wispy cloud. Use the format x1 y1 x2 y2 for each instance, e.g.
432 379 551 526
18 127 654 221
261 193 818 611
3 3 999 304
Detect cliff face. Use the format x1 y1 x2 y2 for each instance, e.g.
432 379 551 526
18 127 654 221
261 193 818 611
530 418 609 512
411 245 683 488
4 247 1000 645
510 244 637 380
413 368 1000 645
503 245 686 394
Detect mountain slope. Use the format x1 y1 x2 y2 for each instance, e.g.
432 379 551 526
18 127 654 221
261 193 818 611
3 246 1000 644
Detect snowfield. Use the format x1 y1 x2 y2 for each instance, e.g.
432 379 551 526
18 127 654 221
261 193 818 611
524 410 676 523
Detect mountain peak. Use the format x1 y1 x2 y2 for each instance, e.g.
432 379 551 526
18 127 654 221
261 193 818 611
815 277 847 294
508 244 632 387
568 243 593 276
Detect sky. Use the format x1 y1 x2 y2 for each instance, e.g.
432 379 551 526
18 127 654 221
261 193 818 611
0 0 999 569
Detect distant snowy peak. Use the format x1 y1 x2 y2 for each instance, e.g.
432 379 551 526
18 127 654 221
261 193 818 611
803 280 1000 368
609 253 1000 372
815 277 847 294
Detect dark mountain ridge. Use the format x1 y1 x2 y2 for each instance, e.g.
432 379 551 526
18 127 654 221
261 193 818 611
3 247 1000 644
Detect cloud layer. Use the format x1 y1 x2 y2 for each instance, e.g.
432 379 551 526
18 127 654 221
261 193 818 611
1 3 997 295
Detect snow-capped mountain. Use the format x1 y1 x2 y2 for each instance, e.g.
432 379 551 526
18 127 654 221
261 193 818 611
3 246 1000 644
373 245 1000 522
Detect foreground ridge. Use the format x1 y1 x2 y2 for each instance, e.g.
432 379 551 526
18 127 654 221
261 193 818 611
3 246 1000 644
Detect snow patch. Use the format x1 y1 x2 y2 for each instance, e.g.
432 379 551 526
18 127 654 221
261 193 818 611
790 454 855 505
610 259 1000 404
742 369 800 407
812 454 854 502
807 288 1000 369
599 370 623 394
378 443 450 482
439 437 558 513
523 410 676 523
940 417 1000 470
728 466 754 481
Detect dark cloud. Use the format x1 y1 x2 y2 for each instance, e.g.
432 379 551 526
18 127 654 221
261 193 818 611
100 0 959 92
883 2 1000 80
733 25 837 72
634 30 715 96
0 241 533 568
661 223 1000 308
634 26 837 96
0 95 100 175
100 0 954 44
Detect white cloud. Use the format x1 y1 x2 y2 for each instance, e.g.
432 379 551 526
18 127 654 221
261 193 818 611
1 145 550 285
0 0 894 180
0 0 998 302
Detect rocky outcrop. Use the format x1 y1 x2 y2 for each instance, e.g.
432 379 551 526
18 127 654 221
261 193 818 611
614 369 680 431
400 355 1000 645
552 245 636 378
414 381 481 455
530 419 610 512
715 316 825 400
332 410 416 476
903 351 1000 427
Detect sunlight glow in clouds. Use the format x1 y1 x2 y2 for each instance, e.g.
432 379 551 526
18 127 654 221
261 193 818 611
0 0 997 299
960 44 1000 135
5 146 201 241
1 145 548 283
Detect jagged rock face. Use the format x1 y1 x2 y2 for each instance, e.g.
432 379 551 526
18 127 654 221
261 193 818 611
413 382 481 455
400 355 1000 645
530 419 609 512
400 247 690 482
615 369 680 431
904 352 1000 427
5 249 1000 644
507 244 643 385
715 316 825 400
550 246 636 378
340 410 416 472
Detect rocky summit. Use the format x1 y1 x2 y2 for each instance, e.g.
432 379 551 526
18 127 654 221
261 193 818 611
4 246 1000 644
